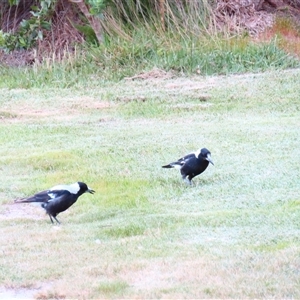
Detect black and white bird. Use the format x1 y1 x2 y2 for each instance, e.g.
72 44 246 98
162 148 214 185
14 182 95 224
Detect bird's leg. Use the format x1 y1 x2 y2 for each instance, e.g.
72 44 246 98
182 175 192 185
188 175 196 186
48 214 54 224
49 214 60 225
186 179 193 185
52 215 60 225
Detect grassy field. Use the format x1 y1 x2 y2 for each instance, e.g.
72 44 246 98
0 68 299 299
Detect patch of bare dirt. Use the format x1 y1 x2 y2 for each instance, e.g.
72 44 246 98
0 287 35 299
0 282 54 300
124 68 176 81
165 77 217 91
18 110 59 118
0 203 44 221
0 97 114 123
0 109 63 123
67 97 113 110
122 257 215 292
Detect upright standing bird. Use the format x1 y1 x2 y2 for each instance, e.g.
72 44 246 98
14 182 95 224
162 148 214 185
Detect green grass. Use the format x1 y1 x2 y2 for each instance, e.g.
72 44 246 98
0 69 299 298
96 280 129 295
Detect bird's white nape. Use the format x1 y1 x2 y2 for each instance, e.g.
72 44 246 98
50 182 80 194
193 148 201 158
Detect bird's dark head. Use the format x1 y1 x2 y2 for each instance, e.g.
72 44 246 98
77 182 95 195
199 148 214 165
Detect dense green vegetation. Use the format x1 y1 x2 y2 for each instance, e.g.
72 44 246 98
1 0 300 83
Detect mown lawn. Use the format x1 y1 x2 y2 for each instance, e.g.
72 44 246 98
0 69 299 299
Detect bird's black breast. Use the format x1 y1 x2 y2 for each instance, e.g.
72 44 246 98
181 157 209 177
43 191 78 216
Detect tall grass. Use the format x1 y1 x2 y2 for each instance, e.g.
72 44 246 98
1 32 299 89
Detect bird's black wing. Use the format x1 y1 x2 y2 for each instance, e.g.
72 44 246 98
15 189 69 203
162 152 196 168
177 153 196 164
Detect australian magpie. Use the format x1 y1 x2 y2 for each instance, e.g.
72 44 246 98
14 182 95 224
162 148 214 185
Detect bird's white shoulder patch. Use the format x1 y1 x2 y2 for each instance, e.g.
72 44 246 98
50 183 80 194
48 192 57 199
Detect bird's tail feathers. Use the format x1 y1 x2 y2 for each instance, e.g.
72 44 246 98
162 164 173 168
162 162 182 169
14 197 43 203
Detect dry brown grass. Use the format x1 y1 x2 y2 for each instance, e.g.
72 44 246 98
0 94 113 123
258 16 300 57
213 0 274 36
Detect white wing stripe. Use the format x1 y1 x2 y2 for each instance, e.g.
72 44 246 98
48 193 56 199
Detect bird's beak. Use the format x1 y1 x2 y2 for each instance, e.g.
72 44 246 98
206 154 214 165
87 188 95 194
